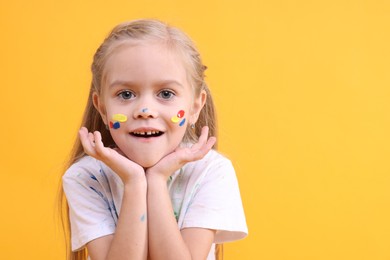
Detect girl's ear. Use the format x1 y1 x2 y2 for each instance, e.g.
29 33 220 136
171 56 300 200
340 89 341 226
92 92 108 125
191 89 207 124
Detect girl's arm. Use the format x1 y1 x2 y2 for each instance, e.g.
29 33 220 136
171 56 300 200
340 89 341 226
146 176 215 260
79 127 148 260
146 127 216 260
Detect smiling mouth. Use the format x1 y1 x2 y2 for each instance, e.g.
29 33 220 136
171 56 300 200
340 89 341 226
131 131 164 138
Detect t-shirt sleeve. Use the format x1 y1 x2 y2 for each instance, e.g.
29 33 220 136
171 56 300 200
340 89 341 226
62 164 116 251
181 158 248 243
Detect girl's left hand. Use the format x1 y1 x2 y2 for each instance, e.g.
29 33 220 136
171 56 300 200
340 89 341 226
146 126 216 179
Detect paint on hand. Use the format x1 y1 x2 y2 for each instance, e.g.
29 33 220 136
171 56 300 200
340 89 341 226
140 213 146 222
112 114 127 122
171 110 186 126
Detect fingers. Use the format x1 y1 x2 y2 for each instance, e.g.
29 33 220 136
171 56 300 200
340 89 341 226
205 136 217 151
88 132 95 146
191 126 216 151
192 138 216 160
79 127 95 156
185 126 216 161
190 126 208 151
197 126 209 145
201 126 216 150
93 131 105 153
79 127 107 159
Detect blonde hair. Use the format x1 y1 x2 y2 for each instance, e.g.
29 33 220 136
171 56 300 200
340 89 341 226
58 19 220 260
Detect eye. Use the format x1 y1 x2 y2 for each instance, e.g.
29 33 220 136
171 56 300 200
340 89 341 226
158 90 175 100
118 90 135 100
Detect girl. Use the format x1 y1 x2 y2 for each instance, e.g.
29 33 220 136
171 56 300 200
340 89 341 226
60 19 247 260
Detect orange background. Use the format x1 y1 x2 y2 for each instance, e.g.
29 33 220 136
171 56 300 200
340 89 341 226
1 1 389 259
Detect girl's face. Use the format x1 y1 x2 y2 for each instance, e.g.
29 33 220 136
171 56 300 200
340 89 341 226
94 42 205 168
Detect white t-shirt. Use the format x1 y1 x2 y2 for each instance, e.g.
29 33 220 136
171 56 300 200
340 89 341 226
63 149 248 259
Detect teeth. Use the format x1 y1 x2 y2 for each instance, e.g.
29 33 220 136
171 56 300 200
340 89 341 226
133 131 160 135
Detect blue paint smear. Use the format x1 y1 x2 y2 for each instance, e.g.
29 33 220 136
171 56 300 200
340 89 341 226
89 186 111 211
179 118 186 127
89 174 98 181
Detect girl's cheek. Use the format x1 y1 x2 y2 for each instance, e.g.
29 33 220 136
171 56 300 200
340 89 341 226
109 113 128 130
171 110 186 127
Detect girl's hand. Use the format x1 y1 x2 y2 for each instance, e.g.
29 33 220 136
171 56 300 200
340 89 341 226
79 127 145 184
146 126 216 180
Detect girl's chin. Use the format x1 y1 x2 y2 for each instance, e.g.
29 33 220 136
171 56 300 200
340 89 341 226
124 152 164 169
119 145 178 169
138 160 159 169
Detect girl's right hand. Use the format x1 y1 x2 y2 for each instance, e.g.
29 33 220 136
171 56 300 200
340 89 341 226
79 127 145 184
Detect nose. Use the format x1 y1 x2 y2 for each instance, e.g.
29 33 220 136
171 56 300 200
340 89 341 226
133 107 158 119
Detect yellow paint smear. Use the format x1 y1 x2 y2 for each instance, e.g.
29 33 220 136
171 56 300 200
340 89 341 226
112 114 127 122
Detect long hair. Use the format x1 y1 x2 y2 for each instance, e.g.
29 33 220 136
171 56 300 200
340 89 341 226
58 19 219 260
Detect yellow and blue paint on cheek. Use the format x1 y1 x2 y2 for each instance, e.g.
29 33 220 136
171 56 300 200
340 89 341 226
171 110 186 126
110 114 128 129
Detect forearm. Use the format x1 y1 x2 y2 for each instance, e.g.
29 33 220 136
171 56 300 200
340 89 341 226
146 174 192 260
105 179 148 260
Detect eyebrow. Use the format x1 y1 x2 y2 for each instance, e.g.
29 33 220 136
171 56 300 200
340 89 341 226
109 80 135 88
109 80 184 89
